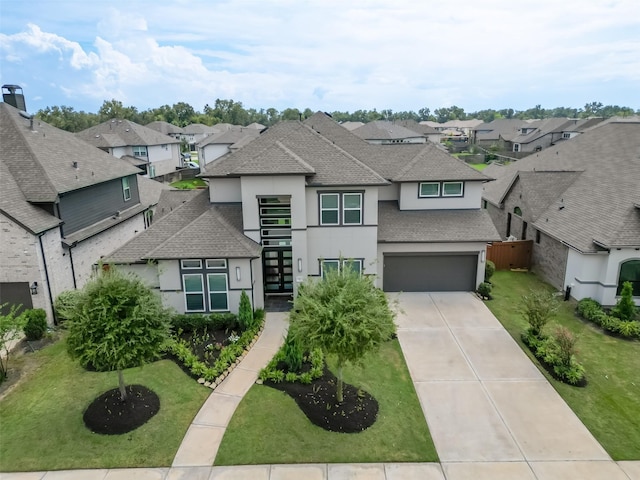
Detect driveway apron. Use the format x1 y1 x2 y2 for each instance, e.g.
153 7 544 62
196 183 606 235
394 292 612 469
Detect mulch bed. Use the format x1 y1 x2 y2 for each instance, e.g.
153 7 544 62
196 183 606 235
266 366 379 433
83 385 160 435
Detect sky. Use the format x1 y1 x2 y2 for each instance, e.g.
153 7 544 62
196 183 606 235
1 0 639 115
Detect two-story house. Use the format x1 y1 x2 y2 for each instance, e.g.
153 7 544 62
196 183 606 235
106 113 499 313
197 128 261 172
482 118 640 306
0 98 167 322
76 119 182 178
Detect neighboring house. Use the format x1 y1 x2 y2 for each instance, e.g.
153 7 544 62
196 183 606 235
482 119 640 306
197 128 261 171
351 120 427 144
509 117 604 153
394 120 442 144
441 119 483 138
0 100 167 323
76 119 182 178
145 121 184 141
472 119 528 148
182 123 220 150
107 112 499 314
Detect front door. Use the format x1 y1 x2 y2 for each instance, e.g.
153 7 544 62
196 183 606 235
263 249 294 294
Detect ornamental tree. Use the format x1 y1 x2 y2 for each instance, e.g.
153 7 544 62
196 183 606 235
66 268 170 401
0 303 26 382
289 261 396 403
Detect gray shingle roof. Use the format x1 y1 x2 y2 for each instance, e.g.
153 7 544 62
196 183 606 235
474 119 528 142
515 171 582 221
106 190 260 263
1 103 142 202
482 120 640 252
352 121 425 140
394 120 439 135
204 120 389 186
145 121 184 135
378 201 500 243
76 119 180 148
510 118 572 144
197 128 260 148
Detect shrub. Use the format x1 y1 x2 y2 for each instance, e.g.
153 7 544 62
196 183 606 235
282 331 303 372
171 312 238 333
576 298 601 320
615 321 640 338
477 282 492 300
612 282 638 321
238 290 254 330
484 260 496 282
23 309 48 341
521 289 559 338
53 290 83 324
553 326 578 368
576 296 640 339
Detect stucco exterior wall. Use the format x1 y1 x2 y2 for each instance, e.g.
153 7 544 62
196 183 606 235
200 144 229 166
306 226 378 276
209 178 242 203
305 186 379 226
565 248 640 306
241 175 307 232
378 184 399 201
376 242 488 290
399 181 483 210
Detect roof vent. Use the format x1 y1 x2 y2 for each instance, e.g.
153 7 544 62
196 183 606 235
2 84 27 112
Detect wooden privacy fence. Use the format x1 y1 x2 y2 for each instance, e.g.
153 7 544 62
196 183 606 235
487 240 533 270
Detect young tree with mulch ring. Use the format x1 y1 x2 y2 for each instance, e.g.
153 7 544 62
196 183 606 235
66 268 171 434
289 261 396 403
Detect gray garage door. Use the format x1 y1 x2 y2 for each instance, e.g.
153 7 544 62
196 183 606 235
383 254 478 292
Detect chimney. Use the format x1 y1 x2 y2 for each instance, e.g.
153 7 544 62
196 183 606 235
2 85 27 112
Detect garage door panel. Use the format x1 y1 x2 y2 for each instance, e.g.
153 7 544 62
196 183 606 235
383 254 477 292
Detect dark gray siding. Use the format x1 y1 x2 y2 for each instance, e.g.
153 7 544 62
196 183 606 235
58 175 140 235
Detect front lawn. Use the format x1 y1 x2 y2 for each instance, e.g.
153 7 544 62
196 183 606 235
0 336 210 471
215 339 437 465
486 271 640 460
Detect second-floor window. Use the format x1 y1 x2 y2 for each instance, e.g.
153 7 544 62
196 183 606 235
319 192 362 225
133 145 148 157
418 181 464 198
122 177 131 201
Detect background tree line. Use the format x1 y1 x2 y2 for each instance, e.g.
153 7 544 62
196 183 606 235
36 98 639 133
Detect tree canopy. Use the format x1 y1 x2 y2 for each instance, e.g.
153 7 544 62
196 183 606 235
35 96 640 133
66 268 171 400
289 262 396 403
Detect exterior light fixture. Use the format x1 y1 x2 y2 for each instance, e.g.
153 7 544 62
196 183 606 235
480 250 486 263
297 258 303 272
30 282 38 295
235 266 241 281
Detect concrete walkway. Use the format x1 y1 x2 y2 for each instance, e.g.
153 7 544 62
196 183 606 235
2 296 639 479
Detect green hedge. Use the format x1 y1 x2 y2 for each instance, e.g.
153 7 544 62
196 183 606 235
170 312 239 333
521 331 586 386
576 298 640 339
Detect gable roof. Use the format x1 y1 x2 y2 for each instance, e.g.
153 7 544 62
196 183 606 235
378 201 500 243
510 117 573 144
145 121 184 135
351 120 425 140
106 189 260 263
474 119 528 141
394 119 439 135
197 128 260 148
182 123 219 135
483 120 640 252
76 119 180 148
204 120 389 186
1 103 142 203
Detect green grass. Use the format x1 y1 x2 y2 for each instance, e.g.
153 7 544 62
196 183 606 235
215 339 437 465
469 163 488 171
486 271 640 460
170 178 207 189
0 337 210 471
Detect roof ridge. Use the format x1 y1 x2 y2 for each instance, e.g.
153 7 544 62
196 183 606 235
274 140 316 173
299 122 388 184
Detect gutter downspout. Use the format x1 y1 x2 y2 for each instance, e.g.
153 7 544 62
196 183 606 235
38 234 57 325
68 245 77 289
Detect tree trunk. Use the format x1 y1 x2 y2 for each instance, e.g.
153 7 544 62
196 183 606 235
336 363 344 404
118 369 127 401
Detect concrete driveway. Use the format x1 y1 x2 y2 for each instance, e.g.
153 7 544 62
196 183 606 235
393 292 634 479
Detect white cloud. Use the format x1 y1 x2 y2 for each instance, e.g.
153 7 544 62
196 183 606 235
1 0 639 112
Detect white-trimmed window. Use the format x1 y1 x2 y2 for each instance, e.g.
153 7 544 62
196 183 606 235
343 193 362 225
320 192 363 225
181 259 202 269
320 193 339 225
442 182 464 197
122 177 131 201
207 273 228 311
419 182 440 197
206 259 227 269
513 143 520 152
321 258 363 277
132 145 148 157
183 274 205 312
